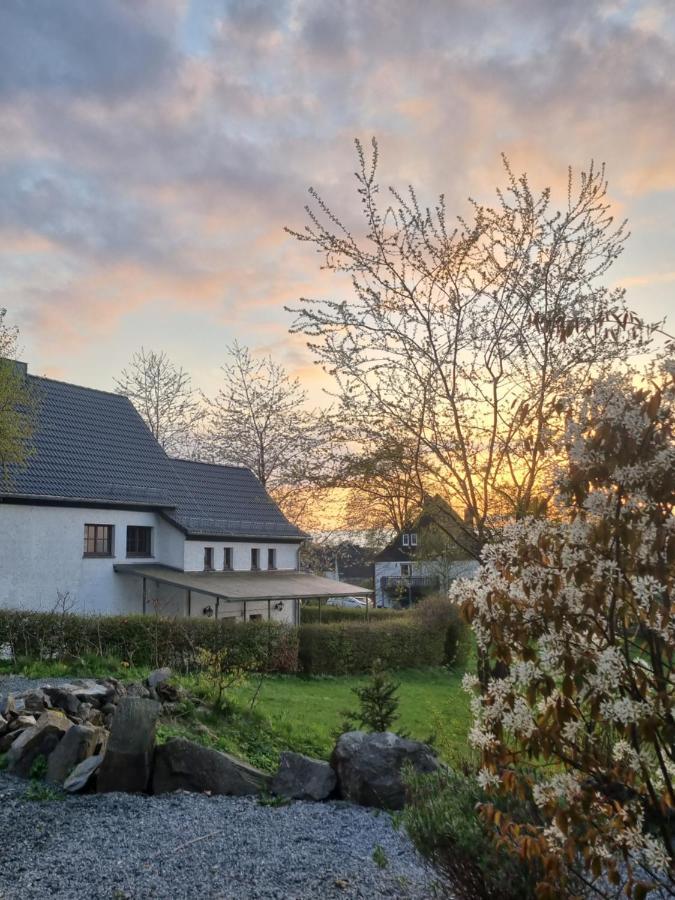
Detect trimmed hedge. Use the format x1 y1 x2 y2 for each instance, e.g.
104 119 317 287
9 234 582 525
0 610 299 674
299 605 404 624
298 620 446 675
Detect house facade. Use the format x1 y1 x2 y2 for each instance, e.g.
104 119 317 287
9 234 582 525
373 497 481 607
0 363 369 622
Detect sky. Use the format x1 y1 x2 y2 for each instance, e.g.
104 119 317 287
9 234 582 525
0 0 673 402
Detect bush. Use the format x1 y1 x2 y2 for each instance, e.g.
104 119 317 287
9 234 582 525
0 609 299 674
402 768 540 900
299 604 403 624
298 619 445 675
410 594 470 668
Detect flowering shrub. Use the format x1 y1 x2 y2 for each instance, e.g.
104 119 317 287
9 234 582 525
455 364 674 898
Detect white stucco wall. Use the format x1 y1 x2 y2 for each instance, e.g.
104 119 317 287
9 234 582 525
183 539 300 573
0 503 302 623
374 558 480 606
0 504 166 615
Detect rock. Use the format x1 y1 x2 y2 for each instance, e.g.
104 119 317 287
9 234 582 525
0 729 24 753
63 754 103 793
125 682 151 700
46 724 106 784
5 710 72 777
101 703 116 717
44 686 82 717
17 690 47 712
10 714 37 731
330 731 439 810
1 695 24 716
97 698 160 794
84 707 105 727
271 752 337 801
0 713 7 735
65 680 114 707
153 739 270 797
147 668 172 689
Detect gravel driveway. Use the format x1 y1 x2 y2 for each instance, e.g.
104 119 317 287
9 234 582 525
0 675 447 900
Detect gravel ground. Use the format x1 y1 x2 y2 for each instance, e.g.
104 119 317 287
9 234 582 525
0 676 447 900
0 674 78 694
0 774 445 900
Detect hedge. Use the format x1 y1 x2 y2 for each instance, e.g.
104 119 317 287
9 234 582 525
299 605 404 624
0 610 299 674
298 620 446 675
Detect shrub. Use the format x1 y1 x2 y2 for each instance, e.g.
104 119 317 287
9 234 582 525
298 619 444 675
402 768 540 900
455 367 675 898
410 594 470 668
0 610 299 674
299 604 403 624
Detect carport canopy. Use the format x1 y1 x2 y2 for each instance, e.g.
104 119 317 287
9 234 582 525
114 563 371 602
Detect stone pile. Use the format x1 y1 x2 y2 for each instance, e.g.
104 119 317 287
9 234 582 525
1 671 439 810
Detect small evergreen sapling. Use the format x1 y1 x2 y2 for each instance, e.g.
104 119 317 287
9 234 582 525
340 658 402 734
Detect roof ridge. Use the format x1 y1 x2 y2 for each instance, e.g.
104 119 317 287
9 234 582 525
29 373 130 402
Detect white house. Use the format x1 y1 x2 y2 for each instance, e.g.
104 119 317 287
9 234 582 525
0 362 369 623
373 497 481 608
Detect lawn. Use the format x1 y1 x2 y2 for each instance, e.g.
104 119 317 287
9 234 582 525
1 656 473 771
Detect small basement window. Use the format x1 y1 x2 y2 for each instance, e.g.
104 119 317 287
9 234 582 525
83 524 114 557
223 547 233 571
204 547 214 571
251 548 260 570
401 563 412 576
267 548 276 570
126 526 152 557
249 613 263 621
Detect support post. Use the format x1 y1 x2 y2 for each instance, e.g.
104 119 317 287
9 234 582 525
243 600 247 622
365 596 369 621
187 589 191 618
142 577 147 615
267 598 271 621
215 597 220 620
318 597 322 624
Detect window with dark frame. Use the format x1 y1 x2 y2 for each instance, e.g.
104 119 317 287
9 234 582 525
126 526 152 557
83 524 114 557
251 548 260 570
204 547 214 570
401 562 412 576
223 547 233 570
410 532 418 547
267 548 276 570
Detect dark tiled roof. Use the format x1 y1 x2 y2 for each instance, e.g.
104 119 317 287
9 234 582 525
374 496 481 562
1 371 304 541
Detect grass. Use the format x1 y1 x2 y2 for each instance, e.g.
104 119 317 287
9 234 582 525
2 655 473 771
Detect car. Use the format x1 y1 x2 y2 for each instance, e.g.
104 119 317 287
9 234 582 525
326 595 371 608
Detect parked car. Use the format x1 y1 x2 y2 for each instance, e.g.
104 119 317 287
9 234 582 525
326 596 371 608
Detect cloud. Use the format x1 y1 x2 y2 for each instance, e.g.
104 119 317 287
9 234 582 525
0 0 672 393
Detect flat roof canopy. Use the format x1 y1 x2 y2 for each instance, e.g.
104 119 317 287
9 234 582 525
114 564 371 602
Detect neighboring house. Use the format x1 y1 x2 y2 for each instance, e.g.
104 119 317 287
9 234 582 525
0 362 369 623
373 496 481 607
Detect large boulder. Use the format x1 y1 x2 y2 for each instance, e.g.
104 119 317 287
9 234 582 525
5 710 72 777
147 668 172 689
18 690 48 713
152 738 270 797
271 752 337 801
63 754 104 793
330 731 440 810
46 724 106 784
63 680 114 708
97 697 160 794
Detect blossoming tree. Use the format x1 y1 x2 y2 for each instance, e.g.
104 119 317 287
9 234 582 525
456 361 674 898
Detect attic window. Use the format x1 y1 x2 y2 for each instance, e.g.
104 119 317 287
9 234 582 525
268 548 276 570
83 524 113 557
410 533 418 547
402 533 410 546
251 548 260 571
204 547 214 571
223 547 233 571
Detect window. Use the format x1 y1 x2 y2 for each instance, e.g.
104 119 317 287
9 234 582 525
401 563 412 577
223 547 233 571
126 526 152 557
204 547 214 571
83 524 113 557
267 548 276 570
410 532 418 547
251 548 260 570
249 613 263 621
402 533 410 546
